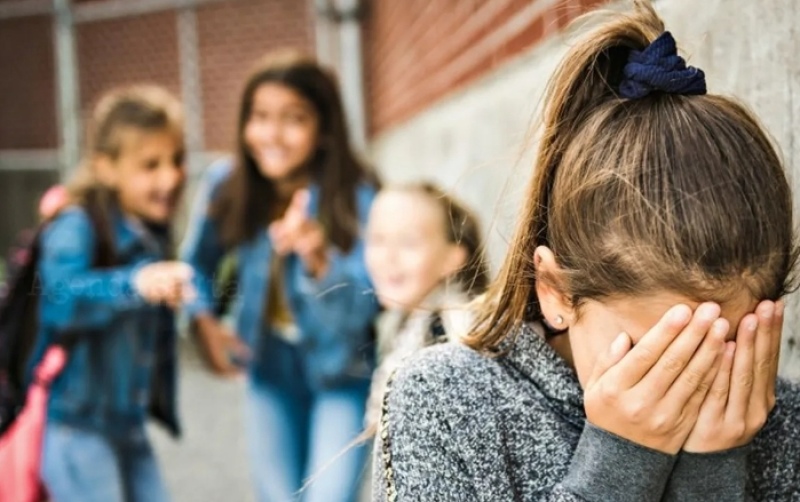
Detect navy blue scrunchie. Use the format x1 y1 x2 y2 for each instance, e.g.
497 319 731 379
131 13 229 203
618 31 706 100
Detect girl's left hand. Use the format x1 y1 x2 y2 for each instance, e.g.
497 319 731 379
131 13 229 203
682 300 783 453
269 189 329 279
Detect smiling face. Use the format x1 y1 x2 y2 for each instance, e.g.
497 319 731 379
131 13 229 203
365 190 467 312
96 128 185 224
243 82 320 182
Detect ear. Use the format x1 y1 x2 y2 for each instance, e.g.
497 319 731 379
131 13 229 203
534 246 573 330
93 154 119 189
441 244 468 280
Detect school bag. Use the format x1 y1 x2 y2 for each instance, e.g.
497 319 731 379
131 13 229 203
0 207 113 502
0 208 113 437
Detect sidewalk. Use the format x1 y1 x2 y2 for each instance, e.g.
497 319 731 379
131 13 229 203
150 339 372 501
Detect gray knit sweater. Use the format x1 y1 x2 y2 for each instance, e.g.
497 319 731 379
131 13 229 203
372 322 800 501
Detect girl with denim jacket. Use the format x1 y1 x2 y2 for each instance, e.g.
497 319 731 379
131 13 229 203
29 86 192 502
182 50 380 502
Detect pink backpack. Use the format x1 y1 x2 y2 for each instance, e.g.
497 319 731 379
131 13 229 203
0 346 66 502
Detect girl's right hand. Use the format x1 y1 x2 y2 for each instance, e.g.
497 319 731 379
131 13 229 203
134 261 195 308
192 314 250 377
681 300 783 453
583 303 729 454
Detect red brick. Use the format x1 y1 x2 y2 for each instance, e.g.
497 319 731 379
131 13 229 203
0 15 57 149
77 11 181 117
367 0 609 135
197 0 312 150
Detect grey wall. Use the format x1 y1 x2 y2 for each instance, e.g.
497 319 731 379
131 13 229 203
368 0 800 376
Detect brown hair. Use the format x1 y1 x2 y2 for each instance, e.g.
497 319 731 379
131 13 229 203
393 182 491 297
66 85 184 257
467 0 798 351
212 49 379 250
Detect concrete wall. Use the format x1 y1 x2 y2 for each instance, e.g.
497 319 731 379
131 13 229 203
368 0 800 377
363 0 607 135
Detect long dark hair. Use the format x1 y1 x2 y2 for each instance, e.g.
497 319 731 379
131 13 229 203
213 49 379 251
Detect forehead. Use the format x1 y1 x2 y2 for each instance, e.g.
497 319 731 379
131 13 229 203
253 82 313 109
369 190 444 229
115 127 182 155
596 290 758 340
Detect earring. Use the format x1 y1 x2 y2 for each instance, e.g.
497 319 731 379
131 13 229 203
542 314 568 338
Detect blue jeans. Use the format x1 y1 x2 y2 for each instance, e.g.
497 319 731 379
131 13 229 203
246 339 370 502
41 421 170 502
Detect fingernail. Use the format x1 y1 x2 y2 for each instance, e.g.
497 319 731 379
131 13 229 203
760 303 775 319
610 333 628 356
697 303 721 321
712 318 730 336
669 305 691 324
745 317 758 332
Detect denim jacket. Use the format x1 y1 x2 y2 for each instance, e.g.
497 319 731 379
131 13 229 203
28 206 180 438
181 160 379 389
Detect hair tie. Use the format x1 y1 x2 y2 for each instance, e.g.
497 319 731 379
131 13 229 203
619 31 706 100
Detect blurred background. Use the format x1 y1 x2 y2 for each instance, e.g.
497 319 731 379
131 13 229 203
0 0 798 500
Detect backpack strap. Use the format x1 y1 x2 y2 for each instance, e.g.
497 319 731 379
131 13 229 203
49 200 117 352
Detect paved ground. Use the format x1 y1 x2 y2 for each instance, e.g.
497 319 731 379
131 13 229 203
149 341 254 502
149 340 373 502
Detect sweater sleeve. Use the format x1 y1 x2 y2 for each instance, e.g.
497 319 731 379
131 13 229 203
661 447 750 501
39 208 147 334
561 423 677 501
374 363 677 502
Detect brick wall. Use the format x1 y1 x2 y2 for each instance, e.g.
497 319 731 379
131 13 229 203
365 0 607 135
0 15 57 149
77 10 182 117
0 0 313 154
197 0 314 151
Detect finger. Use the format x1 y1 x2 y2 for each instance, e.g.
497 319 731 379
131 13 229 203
768 300 784 400
269 225 292 255
663 316 728 404
167 261 194 281
283 190 310 230
681 341 726 420
288 189 310 216
270 221 294 246
295 231 325 259
225 336 251 362
586 332 632 388
702 341 736 415
202 339 237 375
614 304 705 389
751 303 775 412
727 314 757 420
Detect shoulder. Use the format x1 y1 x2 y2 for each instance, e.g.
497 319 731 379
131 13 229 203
749 378 800 490
387 342 501 423
201 157 235 196
40 205 94 255
44 206 93 244
770 378 800 431
754 378 800 452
